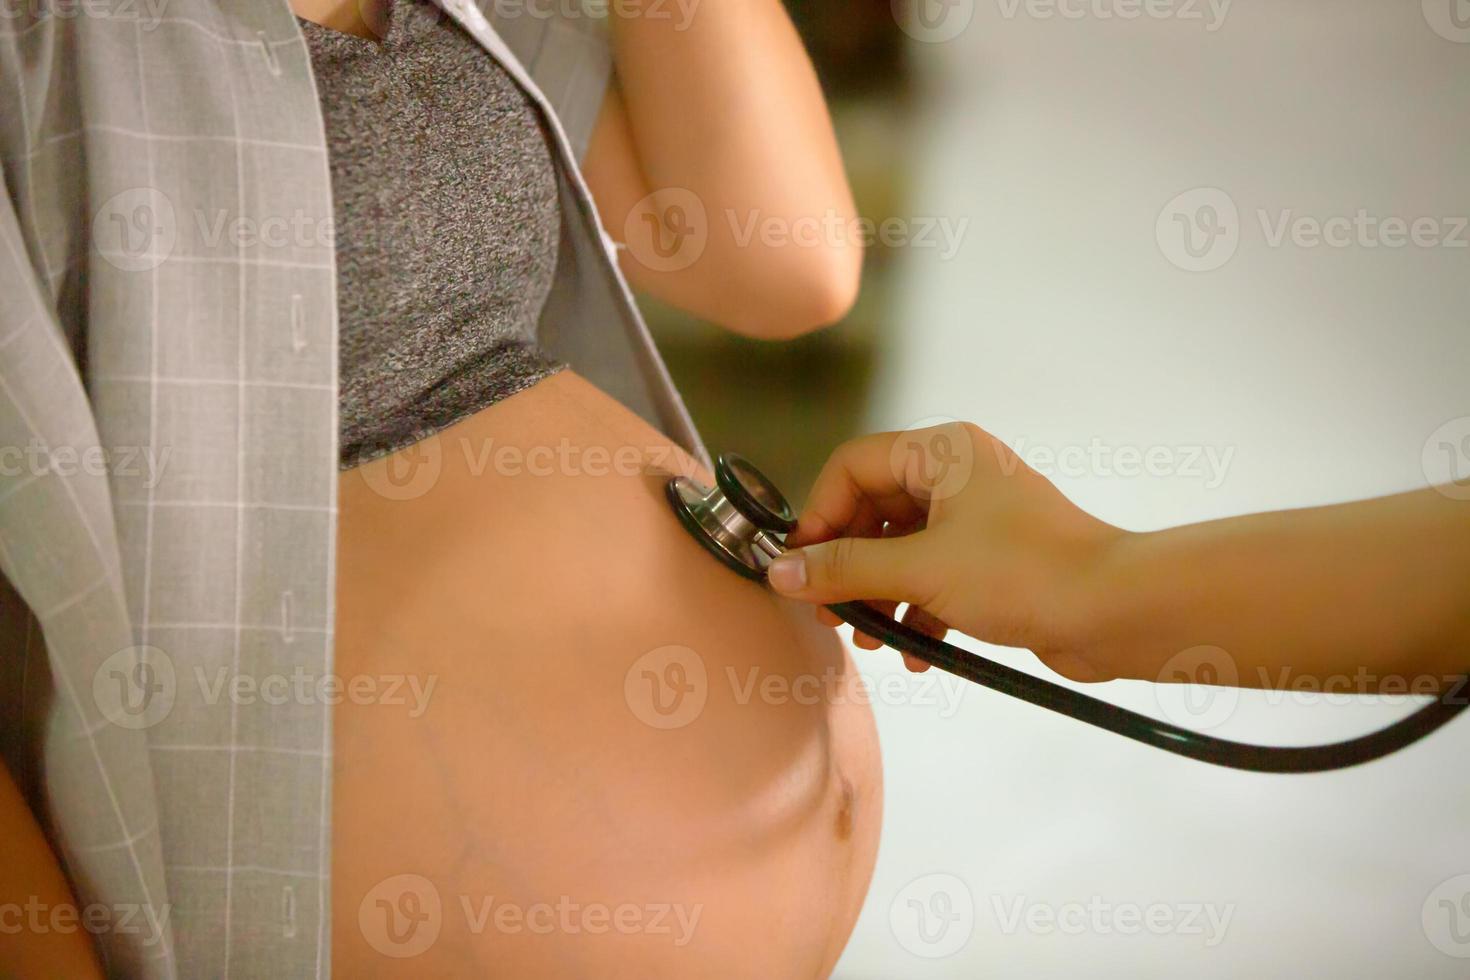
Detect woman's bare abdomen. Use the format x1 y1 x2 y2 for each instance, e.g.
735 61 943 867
332 371 881 977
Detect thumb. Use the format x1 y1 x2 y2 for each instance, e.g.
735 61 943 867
766 534 926 605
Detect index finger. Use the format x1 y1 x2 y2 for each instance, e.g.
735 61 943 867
785 429 935 547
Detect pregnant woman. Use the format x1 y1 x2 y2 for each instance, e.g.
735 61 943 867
316 1 878 974
0 0 874 975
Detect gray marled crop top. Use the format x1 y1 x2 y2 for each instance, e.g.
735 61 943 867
299 0 567 468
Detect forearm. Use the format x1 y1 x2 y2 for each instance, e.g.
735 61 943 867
1082 489 1470 691
586 0 861 335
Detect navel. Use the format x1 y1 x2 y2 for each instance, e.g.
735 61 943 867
834 774 856 842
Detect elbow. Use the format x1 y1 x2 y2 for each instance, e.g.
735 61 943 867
718 238 864 340
784 243 864 336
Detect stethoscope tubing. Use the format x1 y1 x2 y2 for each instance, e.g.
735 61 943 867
668 457 1468 774
828 599 1469 774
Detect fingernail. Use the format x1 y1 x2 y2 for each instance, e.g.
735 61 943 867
767 553 807 593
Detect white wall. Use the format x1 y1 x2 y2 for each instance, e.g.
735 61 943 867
835 1 1470 977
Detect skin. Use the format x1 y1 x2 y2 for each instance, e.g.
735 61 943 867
5 0 865 971
289 0 863 337
302 0 879 971
771 422 1470 694
0 760 105 979
581 1 862 335
333 371 880 976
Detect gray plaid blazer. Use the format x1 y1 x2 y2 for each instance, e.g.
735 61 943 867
0 0 704 975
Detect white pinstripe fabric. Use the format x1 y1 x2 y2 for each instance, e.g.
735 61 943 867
0 0 705 976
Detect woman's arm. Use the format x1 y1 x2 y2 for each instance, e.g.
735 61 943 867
582 1 862 338
1078 489 1470 691
0 759 105 979
767 424 1470 692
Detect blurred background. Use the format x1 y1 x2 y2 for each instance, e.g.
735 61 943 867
643 1 910 499
643 1 1470 977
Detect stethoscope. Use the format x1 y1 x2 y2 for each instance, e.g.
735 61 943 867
667 453 1468 773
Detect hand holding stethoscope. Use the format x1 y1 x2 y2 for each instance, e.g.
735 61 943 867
667 422 1470 772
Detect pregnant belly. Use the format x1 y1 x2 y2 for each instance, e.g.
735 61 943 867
332 371 881 977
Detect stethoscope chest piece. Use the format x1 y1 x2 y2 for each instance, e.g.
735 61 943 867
665 453 796 582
